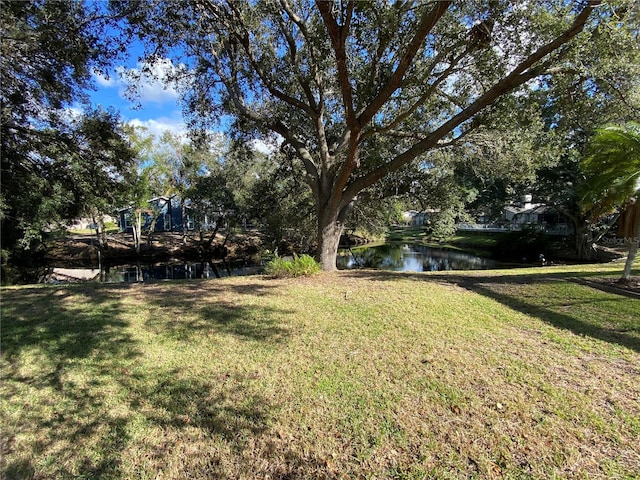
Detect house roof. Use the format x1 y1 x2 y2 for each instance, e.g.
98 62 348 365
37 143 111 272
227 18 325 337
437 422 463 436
505 203 543 215
148 195 173 203
506 204 560 218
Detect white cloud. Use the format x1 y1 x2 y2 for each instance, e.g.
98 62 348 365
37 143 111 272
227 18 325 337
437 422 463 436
92 58 186 106
117 58 184 105
92 70 117 87
251 139 276 155
250 134 284 155
127 117 188 140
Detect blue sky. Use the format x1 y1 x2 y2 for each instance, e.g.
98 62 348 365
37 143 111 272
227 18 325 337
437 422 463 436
81 44 276 154
85 49 188 138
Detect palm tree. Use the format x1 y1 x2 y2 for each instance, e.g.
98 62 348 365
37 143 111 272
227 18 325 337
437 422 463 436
580 122 640 282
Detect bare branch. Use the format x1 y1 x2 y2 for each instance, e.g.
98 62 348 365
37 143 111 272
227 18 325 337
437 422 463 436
219 53 321 190
275 15 318 112
316 0 356 130
201 0 314 116
357 1 452 129
279 0 322 93
362 45 470 141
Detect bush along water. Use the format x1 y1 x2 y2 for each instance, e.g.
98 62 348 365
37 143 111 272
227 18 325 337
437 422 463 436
493 227 556 263
264 253 321 278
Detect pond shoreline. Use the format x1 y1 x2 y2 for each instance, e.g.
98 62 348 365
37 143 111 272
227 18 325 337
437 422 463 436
46 230 264 266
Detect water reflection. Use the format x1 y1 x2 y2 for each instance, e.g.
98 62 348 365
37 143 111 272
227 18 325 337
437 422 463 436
47 260 262 283
337 244 497 272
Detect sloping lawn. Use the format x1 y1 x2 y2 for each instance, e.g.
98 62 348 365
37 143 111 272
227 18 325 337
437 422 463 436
1 263 638 479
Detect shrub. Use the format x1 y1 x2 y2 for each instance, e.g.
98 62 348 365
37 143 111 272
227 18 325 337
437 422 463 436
265 254 321 278
494 226 553 262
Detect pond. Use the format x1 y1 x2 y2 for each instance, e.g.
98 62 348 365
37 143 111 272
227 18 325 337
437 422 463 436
46 260 263 284
337 243 499 272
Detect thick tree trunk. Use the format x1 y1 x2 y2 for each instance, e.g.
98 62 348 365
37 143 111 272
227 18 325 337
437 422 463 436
620 203 640 282
317 212 343 272
318 219 342 272
316 193 354 271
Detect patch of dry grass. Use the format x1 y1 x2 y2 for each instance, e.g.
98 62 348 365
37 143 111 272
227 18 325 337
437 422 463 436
1 263 639 479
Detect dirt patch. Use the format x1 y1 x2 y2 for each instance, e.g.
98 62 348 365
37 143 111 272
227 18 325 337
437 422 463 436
573 276 640 298
46 230 265 266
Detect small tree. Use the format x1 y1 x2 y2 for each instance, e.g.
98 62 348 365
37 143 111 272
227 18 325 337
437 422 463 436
71 109 136 253
245 156 317 252
126 170 155 255
121 127 156 254
188 173 236 250
151 131 193 244
580 122 640 282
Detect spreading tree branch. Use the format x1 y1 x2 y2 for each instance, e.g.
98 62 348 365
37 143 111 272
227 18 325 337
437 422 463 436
343 0 599 205
357 0 452 128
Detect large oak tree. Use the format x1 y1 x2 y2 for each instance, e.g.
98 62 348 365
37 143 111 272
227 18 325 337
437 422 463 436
117 0 630 270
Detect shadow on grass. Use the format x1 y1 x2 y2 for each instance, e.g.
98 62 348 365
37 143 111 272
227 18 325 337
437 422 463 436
0 280 290 479
125 367 331 478
340 268 640 353
140 280 292 343
1 284 137 478
1 283 137 364
132 369 271 444
456 275 639 353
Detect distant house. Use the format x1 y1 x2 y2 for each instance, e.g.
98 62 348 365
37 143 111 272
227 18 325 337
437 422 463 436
119 195 226 234
504 195 572 235
402 209 439 226
118 196 194 233
504 195 543 225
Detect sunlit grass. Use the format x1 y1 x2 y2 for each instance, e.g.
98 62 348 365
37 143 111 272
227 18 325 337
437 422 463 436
1 262 638 479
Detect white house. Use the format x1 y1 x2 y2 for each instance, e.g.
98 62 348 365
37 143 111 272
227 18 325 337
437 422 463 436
504 195 572 235
402 209 439 226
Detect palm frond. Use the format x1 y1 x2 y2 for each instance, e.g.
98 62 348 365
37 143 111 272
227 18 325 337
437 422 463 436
579 122 640 220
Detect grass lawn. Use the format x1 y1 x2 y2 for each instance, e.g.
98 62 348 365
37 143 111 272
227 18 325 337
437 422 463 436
1 262 639 479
